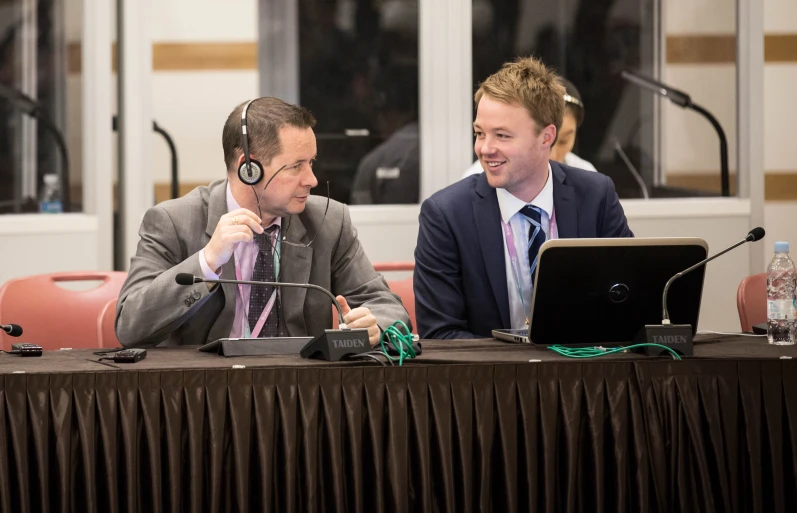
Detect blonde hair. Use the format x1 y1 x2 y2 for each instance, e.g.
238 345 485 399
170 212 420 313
475 56 566 136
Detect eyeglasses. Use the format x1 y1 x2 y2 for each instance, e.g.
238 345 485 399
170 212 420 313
281 180 330 248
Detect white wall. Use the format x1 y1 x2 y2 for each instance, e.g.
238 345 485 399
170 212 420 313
151 71 258 184
149 0 259 185
662 0 737 177
761 0 797 266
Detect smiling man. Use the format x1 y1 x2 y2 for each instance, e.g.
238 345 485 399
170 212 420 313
414 57 633 340
116 97 409 348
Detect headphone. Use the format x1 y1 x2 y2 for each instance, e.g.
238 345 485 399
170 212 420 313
238 99 264 185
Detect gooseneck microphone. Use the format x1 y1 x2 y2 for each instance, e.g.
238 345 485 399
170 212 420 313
1 324 23 337
636 227 765 357
175 272 347 326
662 227 765 323
175 273 370 360
621 70 730 197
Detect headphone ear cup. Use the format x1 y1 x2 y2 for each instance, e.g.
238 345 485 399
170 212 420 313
238 159 264 185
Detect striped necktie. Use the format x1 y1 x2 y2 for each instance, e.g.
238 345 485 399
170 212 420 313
519 205 546 284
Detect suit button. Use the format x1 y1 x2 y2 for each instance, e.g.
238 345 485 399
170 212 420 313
192 291 201 300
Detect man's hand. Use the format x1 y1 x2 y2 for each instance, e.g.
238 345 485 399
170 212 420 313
336 296 380 346
204 208 263 272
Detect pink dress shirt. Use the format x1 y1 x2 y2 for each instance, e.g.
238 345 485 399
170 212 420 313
199 183 281 338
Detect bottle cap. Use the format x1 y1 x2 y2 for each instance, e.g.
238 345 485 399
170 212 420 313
775 241 790 253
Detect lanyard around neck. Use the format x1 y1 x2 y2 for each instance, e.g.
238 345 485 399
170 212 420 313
501 217 530 325
235 229 282 338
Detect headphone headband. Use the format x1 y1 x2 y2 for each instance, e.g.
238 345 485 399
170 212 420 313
241 99 255 176
563 93 583 109
238 99 263 185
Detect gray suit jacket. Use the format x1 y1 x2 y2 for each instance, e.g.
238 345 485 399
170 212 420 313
116 179 409 347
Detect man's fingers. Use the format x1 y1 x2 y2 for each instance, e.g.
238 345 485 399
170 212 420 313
240 216 264 234
226 224 256 234
368 324 380 346
226 212 263 234
226 232 254 245
345 310 376 329
227 208 262 225
336 296 352 315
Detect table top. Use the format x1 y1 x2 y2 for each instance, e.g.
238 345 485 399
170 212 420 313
2 334 796 375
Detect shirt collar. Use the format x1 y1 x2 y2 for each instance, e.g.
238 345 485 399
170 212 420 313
226 181 281 229
496 162 554 224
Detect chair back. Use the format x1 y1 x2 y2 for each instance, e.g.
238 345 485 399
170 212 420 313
737 272 767 332
0 272 127 350
373 262 415 273
97 298 121 348
374 262 416 334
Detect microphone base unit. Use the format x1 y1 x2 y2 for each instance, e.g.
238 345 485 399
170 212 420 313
300 329 371 361
196 330 371 360
198 336 314 357
634 324 694 357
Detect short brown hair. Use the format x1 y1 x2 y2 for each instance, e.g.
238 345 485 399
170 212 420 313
475 56 566 137
222 97 317 171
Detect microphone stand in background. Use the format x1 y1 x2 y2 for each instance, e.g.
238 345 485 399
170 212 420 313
613 139 650 200
621 70 730 197
0 83 72 212
112 116 180 200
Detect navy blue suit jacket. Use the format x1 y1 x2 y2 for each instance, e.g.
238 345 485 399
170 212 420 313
414 161 634 339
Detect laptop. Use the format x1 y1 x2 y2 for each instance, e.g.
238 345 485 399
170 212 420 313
492 237 708 346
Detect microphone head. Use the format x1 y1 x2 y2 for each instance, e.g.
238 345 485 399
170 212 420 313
5 324 23 337
175 273 198 286
747 227 765 242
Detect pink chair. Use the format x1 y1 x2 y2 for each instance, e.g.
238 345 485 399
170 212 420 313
374 262 416 334
97 298 121 348
373 262 415 273
0 272 127 350
331 262 417 334
736 273 767 332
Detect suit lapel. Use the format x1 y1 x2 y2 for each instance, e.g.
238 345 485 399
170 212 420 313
551 162 578 238
206 179 238 342
473 175 511 329
279 215 313 336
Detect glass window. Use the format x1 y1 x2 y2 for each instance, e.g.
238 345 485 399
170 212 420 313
471 0 737 199
0 0 81 214
296 0 420 205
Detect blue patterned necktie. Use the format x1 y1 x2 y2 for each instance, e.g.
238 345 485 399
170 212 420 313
519 205 546 285
248 225 280 336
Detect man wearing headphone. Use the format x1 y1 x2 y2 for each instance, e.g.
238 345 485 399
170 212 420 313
116 97 409 348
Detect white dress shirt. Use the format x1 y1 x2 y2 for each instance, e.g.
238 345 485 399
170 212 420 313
496 164 558 329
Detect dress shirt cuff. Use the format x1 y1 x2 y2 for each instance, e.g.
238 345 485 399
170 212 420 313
198 249 222 280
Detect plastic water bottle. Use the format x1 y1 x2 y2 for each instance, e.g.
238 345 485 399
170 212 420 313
767 241 796 345
38 173 63 213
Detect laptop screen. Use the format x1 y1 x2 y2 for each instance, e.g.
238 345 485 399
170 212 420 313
527 237 708 346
